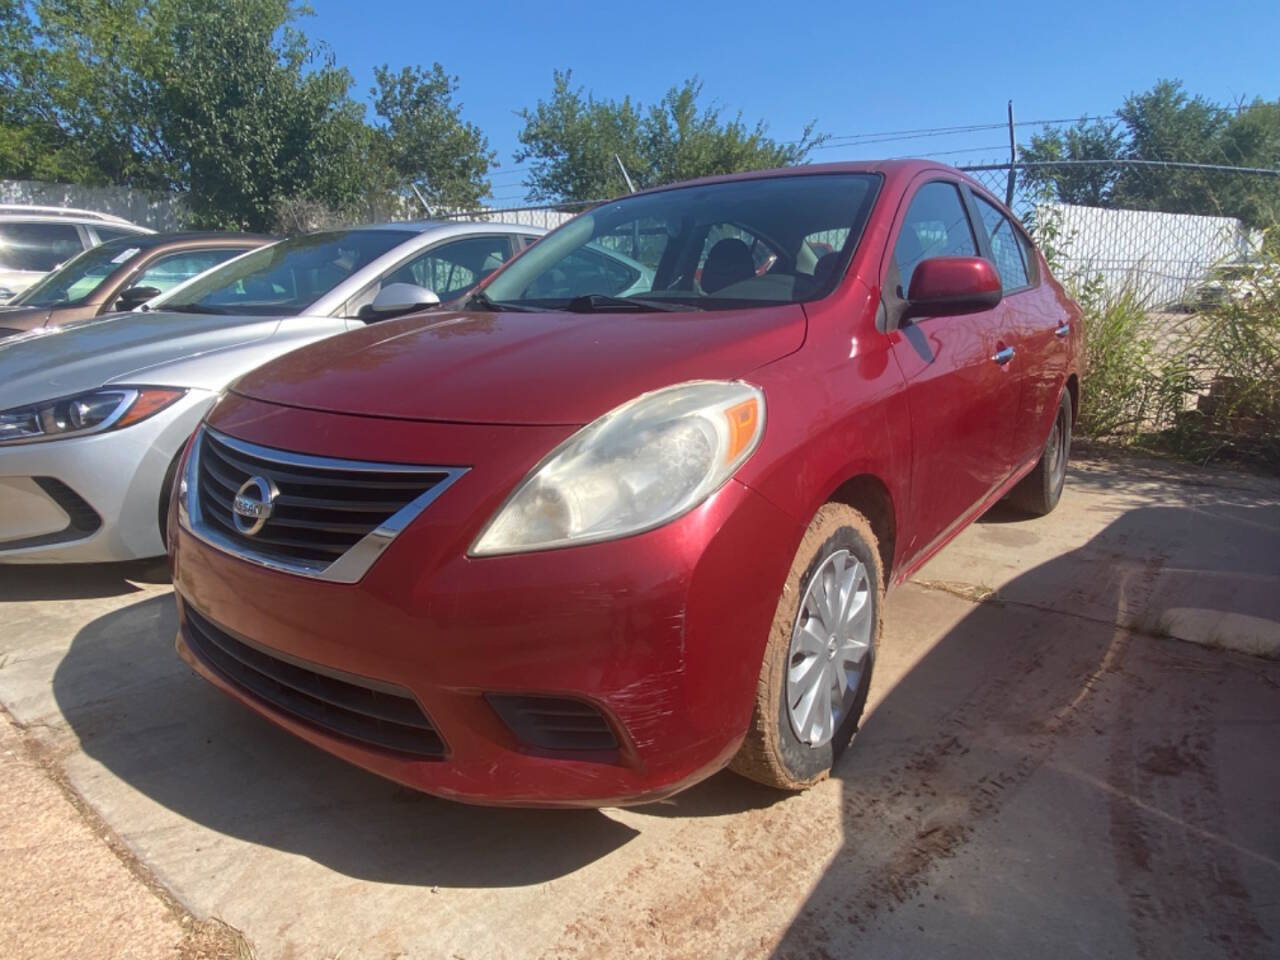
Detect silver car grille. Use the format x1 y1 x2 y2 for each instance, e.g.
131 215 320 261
183 427 467 582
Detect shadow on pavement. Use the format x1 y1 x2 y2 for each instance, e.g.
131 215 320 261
52 594 638 888
773 497 1280 958
0 559 170 602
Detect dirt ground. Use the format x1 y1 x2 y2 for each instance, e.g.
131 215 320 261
1 450 1277 959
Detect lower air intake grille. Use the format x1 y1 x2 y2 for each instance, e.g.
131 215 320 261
487 695 618 752
183 605 445 758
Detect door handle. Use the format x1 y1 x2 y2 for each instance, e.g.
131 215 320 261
1054 322 1070 338
992 346 1015 365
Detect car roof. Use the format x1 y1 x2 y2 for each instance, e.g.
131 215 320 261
602 159 988 200
96 231 272 252
354 219 546 234
0 205 153 230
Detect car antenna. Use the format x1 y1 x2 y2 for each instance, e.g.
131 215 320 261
409 182 433 218
615 154 637 194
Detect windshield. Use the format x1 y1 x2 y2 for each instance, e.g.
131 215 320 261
157 229 415 316
480 173 880 312
11 239 141 307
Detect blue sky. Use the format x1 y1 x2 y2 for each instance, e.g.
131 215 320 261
306 0 1279 206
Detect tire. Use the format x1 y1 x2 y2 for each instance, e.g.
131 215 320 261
157 449 183 549
1008 390 1072 517
731 503 882 790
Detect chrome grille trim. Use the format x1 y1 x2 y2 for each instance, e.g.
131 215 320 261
180 425 467 583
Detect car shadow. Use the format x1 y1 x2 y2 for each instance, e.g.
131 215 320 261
771 496 1280 958
51 593 638 888
0 558 170 602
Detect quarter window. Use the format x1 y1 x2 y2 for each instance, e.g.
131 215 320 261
893 183 977 295
974 195 1030 292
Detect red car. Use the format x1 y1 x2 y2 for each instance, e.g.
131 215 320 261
169 160 1082 807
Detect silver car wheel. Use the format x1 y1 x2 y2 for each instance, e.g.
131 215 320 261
786 549 873 747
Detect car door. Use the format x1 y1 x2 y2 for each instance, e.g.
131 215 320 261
968 191 1063 468
886 178 1022 562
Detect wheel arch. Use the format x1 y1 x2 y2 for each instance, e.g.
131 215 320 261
824 473 897 585
1065 373 1079 425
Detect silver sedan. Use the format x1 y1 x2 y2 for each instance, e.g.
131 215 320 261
0 220 546 564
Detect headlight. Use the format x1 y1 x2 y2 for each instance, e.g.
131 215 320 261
0 387 186 445
471 380 765 556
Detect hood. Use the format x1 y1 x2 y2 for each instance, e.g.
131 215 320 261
0 311 283 409
231 306 805 425
0 305 53 335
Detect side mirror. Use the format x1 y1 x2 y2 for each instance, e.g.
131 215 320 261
904 257 1002 320
367 282 440 319
0 287 14 304
117 285 162 312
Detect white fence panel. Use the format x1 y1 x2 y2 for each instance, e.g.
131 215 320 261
0 179 188 230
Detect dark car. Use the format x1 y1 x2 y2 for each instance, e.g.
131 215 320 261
0 232 270 338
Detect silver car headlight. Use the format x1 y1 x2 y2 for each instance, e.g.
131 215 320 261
0 387 187 445
470 380 765 556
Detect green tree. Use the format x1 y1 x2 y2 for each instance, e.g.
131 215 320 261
515 71 824 203
369 64 494 213
1020 117 1126 205
1021 79 1279 226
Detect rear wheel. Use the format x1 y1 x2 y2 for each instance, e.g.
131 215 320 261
731 503 882 790
1009 390 1072 516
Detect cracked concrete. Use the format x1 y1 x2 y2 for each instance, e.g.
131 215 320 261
0 451 1278 959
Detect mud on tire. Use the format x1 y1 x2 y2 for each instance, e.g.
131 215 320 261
731 503 883 790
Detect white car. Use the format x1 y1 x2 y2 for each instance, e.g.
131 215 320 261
0 205 152 302
0 220 542 564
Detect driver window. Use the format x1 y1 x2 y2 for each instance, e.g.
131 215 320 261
893 182 977 296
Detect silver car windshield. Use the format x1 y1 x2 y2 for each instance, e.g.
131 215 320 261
478 173 880 313
159 229 416 317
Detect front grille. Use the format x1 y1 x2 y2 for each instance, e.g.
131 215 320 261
487 695 619 752
192 428 463 577
183 604 445 758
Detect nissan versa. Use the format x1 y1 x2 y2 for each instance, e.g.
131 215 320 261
169 160 1082 806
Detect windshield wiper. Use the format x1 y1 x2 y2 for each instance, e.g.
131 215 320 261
163 303 227 315
463 290 537 313
564 294 691 313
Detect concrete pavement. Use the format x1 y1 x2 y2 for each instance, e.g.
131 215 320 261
0 450 1277 959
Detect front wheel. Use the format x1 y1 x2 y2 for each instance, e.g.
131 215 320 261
731 504 882 790
1009 390 1072 516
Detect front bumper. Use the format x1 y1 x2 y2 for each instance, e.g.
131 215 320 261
0 391 212 563
171 399 802 807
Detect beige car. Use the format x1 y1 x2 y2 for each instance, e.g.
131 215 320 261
0 205 152 303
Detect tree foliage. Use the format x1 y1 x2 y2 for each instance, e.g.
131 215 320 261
0 0 492 230
1021 80 1280 226
370 64 494 213
515 71 825 203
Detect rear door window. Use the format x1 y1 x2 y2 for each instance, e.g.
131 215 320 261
973 195 1030 292
893 182 978 295
0 222 85 272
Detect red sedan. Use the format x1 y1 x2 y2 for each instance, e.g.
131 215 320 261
169 160 1082 807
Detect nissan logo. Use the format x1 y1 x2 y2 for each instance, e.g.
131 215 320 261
232 475 278 536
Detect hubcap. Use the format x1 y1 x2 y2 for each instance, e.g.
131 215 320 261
786 550 873 747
